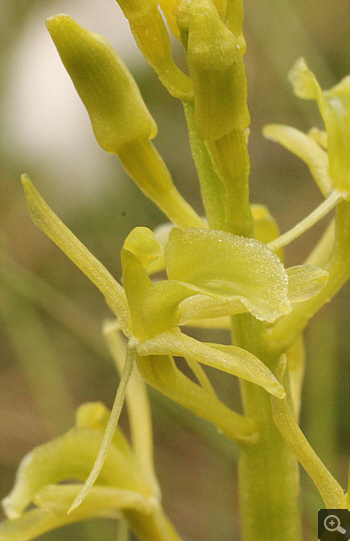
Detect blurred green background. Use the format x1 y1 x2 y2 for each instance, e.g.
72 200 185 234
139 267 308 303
0 1 349 540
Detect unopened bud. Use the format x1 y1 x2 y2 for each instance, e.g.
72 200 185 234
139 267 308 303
178 0 249 140
46 14 157 154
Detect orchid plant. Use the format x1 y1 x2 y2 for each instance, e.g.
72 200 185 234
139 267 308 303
1 1 349 540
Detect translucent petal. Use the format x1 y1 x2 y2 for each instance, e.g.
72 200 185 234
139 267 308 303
121 247 195 339
165 228 291 323
288 57 322 101
75 402 132 458
137 328 286 398
263 124 332 197
308 128 327 149
286 265 328 303
124 227 162 269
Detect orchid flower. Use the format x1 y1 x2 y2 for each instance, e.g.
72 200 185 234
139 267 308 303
264 58 350 253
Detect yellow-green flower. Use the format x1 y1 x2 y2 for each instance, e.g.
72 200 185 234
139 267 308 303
264 58 350 200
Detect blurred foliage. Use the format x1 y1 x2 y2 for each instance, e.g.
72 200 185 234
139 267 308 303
0 1 349 540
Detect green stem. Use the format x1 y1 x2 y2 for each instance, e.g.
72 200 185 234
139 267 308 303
206 131 254 237
232 314 302 541
182 100 226 230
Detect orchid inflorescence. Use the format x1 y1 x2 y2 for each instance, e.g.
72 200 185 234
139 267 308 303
1 1 349 540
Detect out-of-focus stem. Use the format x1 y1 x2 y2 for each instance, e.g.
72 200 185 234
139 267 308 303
232 314 302 541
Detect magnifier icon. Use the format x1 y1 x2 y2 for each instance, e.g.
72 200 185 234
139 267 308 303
324 515 346 534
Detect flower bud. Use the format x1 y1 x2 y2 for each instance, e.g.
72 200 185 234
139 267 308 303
178 0 249 140
46 14 157 154
116 0 192 98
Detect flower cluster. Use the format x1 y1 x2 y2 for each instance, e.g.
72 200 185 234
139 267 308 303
1 1 349 540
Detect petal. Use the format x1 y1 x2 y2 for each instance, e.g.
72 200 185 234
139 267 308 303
122 246 196 338
2 425 141 520
288 57 322 101
22 175 130 334
137 328 286 398
35 484 153 516
289 59 350 196
165 227 291 322
147 223 174 275
75 402 132 458
263 124 332 197
136 354 259 445
124 227 162 269
286 265 328 303
0 485 151 541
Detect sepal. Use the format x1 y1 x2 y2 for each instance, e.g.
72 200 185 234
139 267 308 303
288 58 350 197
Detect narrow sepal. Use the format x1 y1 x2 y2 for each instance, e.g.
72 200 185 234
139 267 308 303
21 175 130 334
